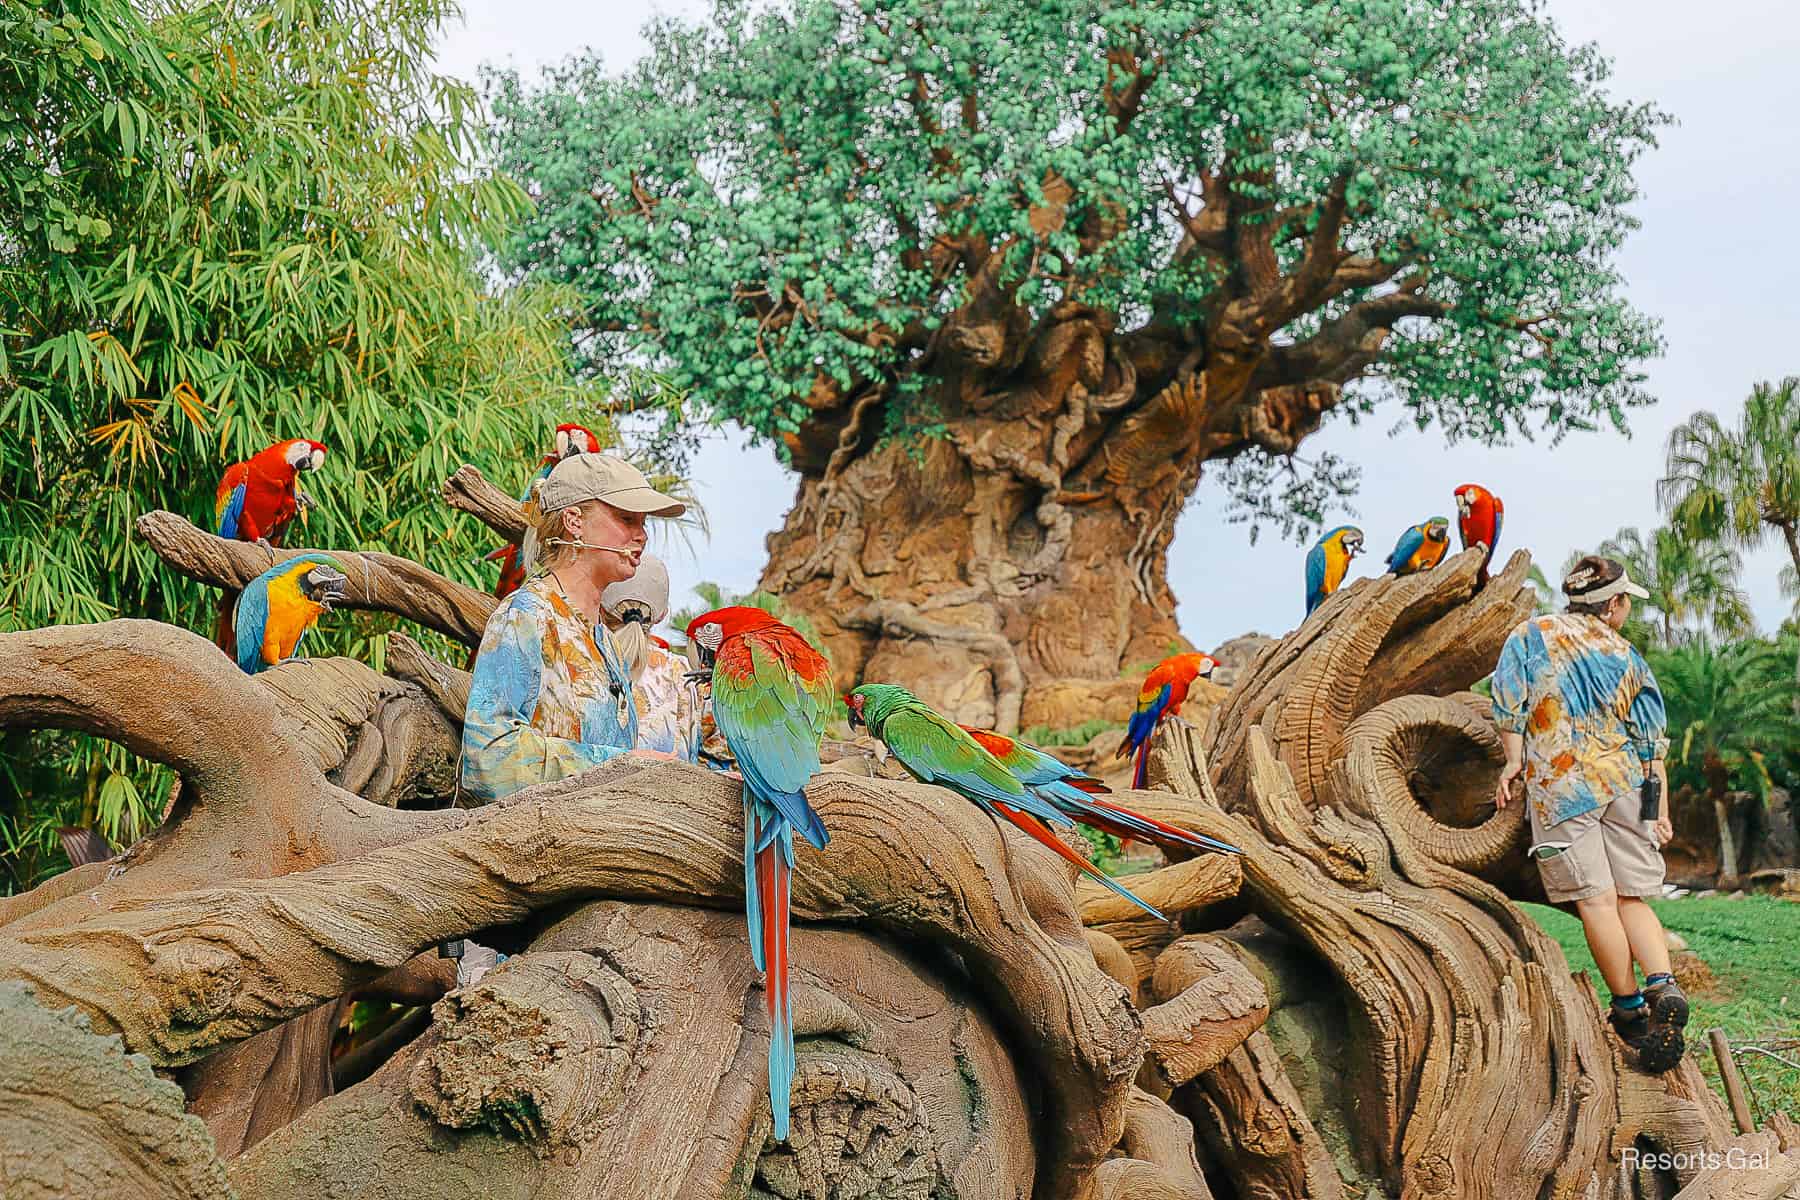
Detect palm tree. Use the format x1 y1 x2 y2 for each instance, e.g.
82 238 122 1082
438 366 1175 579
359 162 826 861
1595 526 1754 645
1661 376 1800 614
1650 638 1798 881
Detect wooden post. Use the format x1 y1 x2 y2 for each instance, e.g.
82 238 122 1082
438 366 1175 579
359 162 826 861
1708 1027 1755 1134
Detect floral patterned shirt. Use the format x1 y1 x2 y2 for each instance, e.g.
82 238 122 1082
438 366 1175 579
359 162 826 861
461 574 644 803
631 641 703 761
1491 612 1669 828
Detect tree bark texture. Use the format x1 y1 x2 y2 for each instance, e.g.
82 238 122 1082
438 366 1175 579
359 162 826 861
4 515 1795 1200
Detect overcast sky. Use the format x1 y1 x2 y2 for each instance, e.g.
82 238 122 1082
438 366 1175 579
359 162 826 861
435 0 1800 647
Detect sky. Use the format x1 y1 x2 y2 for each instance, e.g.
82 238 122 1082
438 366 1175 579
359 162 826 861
434 0 1800 647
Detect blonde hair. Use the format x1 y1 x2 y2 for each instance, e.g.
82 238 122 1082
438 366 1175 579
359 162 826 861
520 480 579 576
606 600 655 683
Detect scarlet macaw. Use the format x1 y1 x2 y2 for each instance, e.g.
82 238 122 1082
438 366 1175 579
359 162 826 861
212 438 327 652
1114 652 1219 790
234 553 348 674
1385 517 1453 577
487 423 603 599
847 684 1165 921
684 605 833 1143
215 439 328 545
1453 484 1505 585
1305 525 1365 616
961 725 1241 856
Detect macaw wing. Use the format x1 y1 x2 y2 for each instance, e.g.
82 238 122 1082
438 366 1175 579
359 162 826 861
216 481 247 539
1492 502 1503 548
1125 682 1172 749
1387 526 1424 573
711 637 825 808
1010 739 1088 788
880 706 1066 822
233 577 270 673
1305 541 1328 605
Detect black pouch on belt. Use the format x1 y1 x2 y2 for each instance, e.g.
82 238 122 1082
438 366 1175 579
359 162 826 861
1640 773 1661 822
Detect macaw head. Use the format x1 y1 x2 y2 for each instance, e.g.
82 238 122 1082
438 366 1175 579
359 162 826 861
844 683 914 734
1330 526 1365 558
682 604 780 668
1454 485 1475 518
1180 653 1219 681
554 423 603 461
1424 517 1451 543
295 555 348 610
282 440 328 473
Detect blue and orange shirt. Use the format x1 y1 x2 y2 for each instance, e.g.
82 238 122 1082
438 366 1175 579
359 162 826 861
462 574 696 803
1491 612 1668 828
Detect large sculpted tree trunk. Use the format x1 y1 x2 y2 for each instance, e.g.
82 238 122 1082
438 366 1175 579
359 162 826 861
759 317 1342 729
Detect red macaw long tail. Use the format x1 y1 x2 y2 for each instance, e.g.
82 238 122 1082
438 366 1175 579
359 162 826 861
992 801 1166 922
745 796 796 1142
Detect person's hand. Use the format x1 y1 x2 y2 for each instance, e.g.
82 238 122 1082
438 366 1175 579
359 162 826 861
1652 814 1673 847
1494 759 1523 809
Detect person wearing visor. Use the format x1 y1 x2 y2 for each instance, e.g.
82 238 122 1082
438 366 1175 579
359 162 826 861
599 552 702 762
1492 554 1687 1071
461 453 688 804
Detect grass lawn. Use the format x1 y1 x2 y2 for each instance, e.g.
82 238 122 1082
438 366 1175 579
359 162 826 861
1521 896 1800 1122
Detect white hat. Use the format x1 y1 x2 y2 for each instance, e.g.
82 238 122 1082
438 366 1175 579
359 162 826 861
601 552 670 624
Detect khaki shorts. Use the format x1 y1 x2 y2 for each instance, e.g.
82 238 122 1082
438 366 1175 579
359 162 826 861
1528 797 1665 903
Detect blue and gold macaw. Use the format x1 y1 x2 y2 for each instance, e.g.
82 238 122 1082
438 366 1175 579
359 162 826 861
1305 525 1365 615
234 553 349 674
1385 517 1452 577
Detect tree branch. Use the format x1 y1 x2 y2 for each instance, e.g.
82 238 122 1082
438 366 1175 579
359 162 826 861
136 510 496 647
441 464 528 544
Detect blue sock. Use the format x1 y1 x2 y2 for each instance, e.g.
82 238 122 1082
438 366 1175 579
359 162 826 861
1645 972 1674 987
1612 991 1646 1010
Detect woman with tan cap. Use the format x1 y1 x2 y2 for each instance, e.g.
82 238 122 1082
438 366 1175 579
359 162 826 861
600 551 701 760
460 453 689 804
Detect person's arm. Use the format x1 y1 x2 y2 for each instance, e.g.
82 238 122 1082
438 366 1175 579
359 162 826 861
461 598 632 802
1489 629 1533 809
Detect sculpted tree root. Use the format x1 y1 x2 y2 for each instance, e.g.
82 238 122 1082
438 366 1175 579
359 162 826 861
1059 550 1800 1200
1 614 1255 1200
9 514 1796 1200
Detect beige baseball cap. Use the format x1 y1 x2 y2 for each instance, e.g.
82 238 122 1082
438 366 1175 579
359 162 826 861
601 552 671 623
538 453 685 518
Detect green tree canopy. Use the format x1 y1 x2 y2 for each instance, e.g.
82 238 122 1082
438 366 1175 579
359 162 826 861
492 0 1666 519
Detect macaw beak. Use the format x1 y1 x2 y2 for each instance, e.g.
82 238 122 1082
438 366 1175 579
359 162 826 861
845 700 865 729
306 565 349 610
693 643 716 669
555 429 571 459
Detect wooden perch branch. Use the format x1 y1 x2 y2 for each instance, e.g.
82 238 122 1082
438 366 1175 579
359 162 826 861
442 464 528 544
135 509 495 647
0 757 1148 1200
